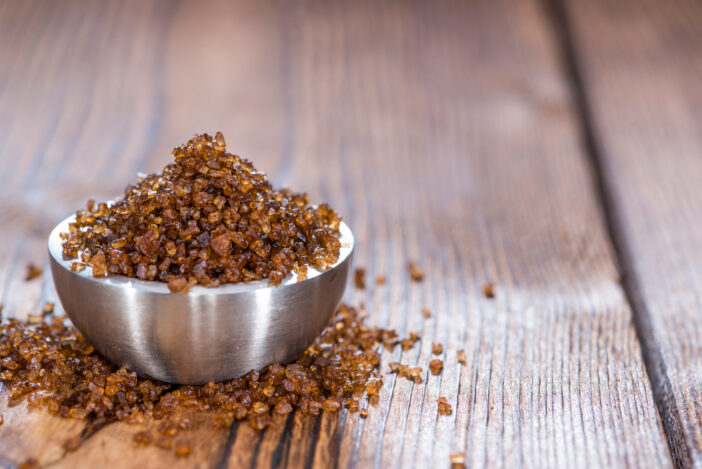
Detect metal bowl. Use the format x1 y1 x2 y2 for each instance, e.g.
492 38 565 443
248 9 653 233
48 216 354 384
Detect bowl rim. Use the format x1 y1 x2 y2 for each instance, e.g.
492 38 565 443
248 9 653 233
48 215 354 296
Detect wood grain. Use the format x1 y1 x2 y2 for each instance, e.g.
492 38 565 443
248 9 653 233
0 0 675 467
562 0 702 466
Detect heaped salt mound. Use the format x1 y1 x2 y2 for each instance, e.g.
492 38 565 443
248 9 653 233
61 132 341 292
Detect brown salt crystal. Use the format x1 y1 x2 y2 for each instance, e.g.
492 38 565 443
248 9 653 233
388 362 424 384
365 379 382 395
68 408 88 419
158 420 178 436
346 399 360 413
429 359 443 375
70 262 86 272
323 399 341 412
63 435 81 452
408 261 424 282
249 414 268 430
252 402 269 414
234 407 248 420
105 384 119 396
375 275 386 285
213 413 234 429
422 308 431 319
167 277 189 294
432 343 443 355
25 264 42 281
174 441 192 457
456 350 467 365
210 234 231 257
450 452 467 468
354 268 366 289
401 332 420 351
19 459 39 469
78 342 94 355
274 401 293 415
437 397 452 416
483 283 495 299
91 252 107 277
133 431 153 445
27 314 43 325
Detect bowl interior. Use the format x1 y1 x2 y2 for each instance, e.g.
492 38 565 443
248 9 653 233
48 215 354 295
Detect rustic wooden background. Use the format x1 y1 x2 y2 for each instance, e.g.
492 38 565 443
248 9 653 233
1 0 701 467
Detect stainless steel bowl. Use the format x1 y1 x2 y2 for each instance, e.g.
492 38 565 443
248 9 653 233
48 216 354 384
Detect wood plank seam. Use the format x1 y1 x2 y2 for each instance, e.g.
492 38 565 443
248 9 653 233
543 0 688 466
216 422 239 469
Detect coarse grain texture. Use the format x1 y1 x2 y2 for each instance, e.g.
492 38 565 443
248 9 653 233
561 0 702 465
0 0 678 468
0 303 396 458
61 132 341 289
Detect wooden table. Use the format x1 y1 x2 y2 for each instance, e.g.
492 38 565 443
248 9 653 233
1 0 701 467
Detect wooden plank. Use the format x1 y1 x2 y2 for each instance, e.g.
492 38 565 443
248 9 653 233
0 2 195 467
561 0 702 465
0 0 671 467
